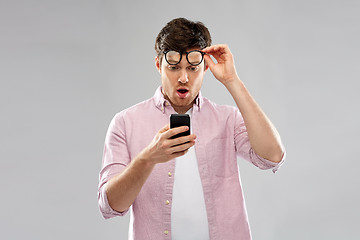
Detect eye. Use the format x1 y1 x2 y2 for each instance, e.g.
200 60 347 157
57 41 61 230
168 65 179 71
188 66 199 72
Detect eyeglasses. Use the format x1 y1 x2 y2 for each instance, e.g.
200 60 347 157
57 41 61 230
163 50 206 66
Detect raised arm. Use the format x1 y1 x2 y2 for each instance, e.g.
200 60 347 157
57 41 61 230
203 44 284 163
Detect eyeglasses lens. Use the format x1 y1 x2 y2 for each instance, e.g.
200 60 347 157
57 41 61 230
166 51 181 65
187 51 203 65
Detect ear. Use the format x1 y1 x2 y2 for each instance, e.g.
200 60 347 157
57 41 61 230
155 56 161 74
204 61 209 72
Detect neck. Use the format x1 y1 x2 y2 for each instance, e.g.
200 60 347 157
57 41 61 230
173 105 193 114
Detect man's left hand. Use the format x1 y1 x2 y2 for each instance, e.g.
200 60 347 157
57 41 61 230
202 44 239 85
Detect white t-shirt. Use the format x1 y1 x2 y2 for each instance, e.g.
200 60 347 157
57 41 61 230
171 109 210 239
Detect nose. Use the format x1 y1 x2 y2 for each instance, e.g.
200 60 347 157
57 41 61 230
178 69 189 84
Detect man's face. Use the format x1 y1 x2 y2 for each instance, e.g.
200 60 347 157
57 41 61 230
155 49 208 113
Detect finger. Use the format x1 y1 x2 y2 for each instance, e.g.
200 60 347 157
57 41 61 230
163 126 189 139
203 44 227 53
203 44 223 52
169 134 196 147
204 51 225 64
204 54 216 70
171 149 189 158
204 45 231 60
170 140 195 153
159 124 170 133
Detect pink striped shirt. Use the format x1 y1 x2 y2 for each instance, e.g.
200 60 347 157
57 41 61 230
98 86 284 240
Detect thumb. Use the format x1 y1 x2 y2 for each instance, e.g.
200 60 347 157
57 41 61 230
204 54 216 71
159 124 170 133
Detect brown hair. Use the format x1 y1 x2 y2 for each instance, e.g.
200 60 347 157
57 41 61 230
155 18 212 64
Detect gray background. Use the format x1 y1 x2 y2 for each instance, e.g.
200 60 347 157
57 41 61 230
1 0 359 239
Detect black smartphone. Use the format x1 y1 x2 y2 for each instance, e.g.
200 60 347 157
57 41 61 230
170 114 190 139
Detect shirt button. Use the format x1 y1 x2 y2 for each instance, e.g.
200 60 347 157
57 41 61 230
168 172 172 177
164 230 169 235
165 200 170 205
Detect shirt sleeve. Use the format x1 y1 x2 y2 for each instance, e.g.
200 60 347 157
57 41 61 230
98 112 131 219
233 108 285 173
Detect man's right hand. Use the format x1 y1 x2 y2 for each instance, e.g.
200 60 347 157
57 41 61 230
106 124 196 213
140 124 196 165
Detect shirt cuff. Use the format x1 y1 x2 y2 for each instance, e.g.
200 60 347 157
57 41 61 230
98 182 129 219
257 151 286 173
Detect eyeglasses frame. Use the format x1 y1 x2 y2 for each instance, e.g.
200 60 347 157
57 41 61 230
162 50 206 66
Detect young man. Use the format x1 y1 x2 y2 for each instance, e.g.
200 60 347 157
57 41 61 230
98 18 285 240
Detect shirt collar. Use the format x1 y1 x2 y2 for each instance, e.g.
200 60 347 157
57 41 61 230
153 86 203 113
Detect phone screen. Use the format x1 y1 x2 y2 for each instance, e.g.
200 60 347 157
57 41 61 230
170 114 190 139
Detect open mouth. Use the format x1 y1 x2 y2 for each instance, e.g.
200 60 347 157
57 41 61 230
176 88 189 98
177 89 188 94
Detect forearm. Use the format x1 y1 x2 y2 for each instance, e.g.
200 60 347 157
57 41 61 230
225 77 284 162
105 124 195 213
106 153 155 212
